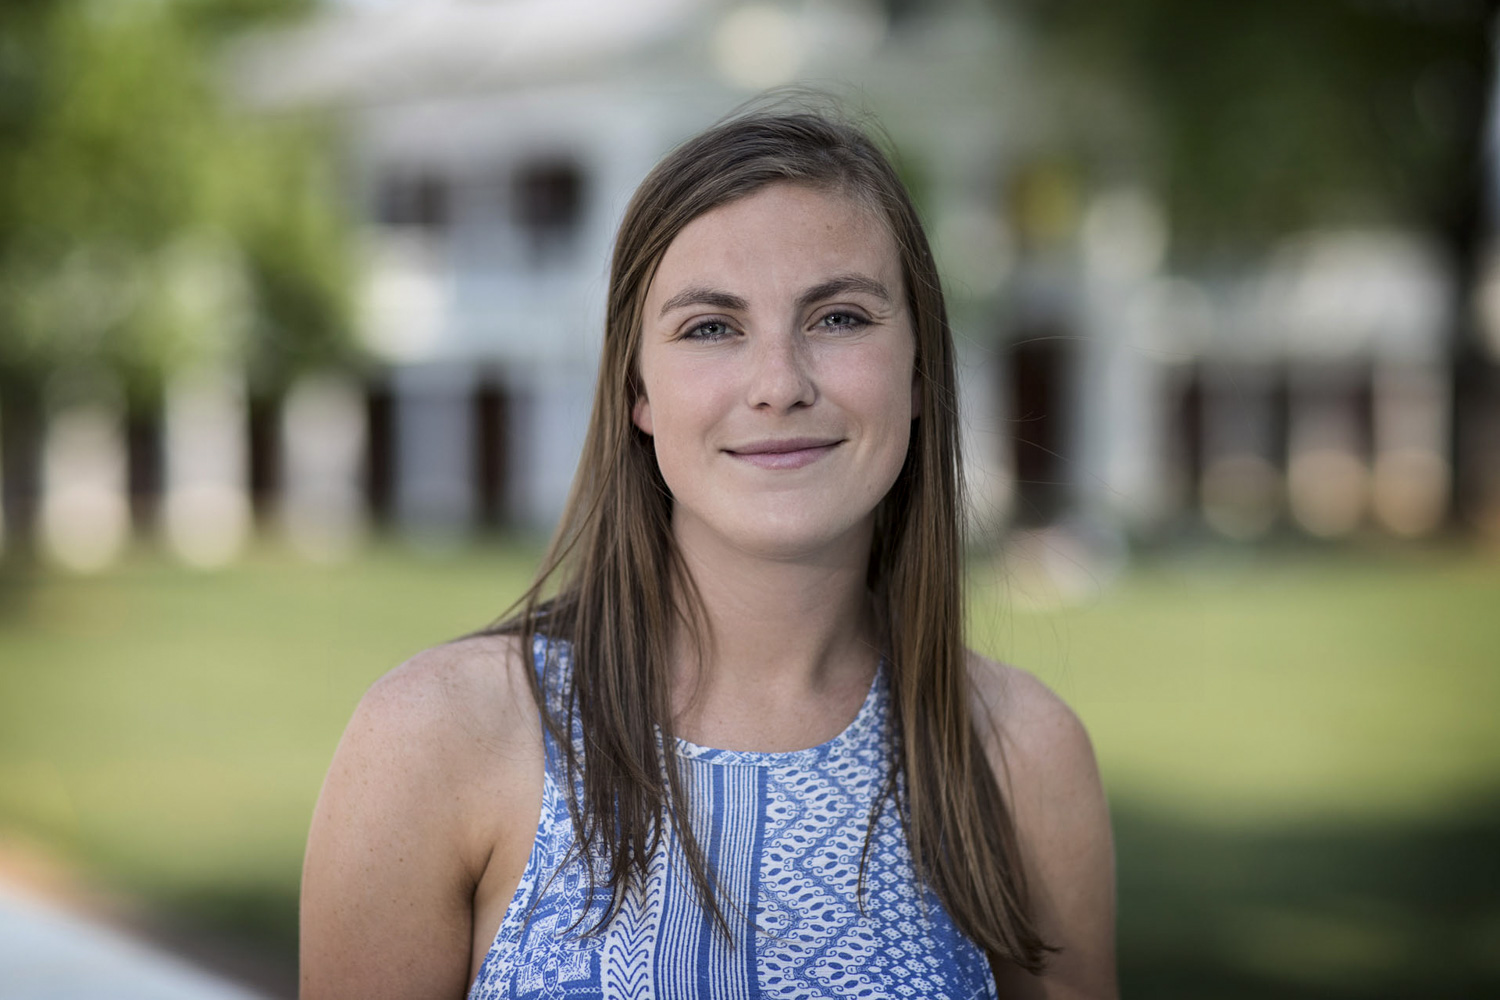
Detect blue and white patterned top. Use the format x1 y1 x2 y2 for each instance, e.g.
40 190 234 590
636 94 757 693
468 636 996 1000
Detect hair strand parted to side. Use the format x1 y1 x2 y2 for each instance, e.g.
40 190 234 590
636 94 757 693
485 101 1053 976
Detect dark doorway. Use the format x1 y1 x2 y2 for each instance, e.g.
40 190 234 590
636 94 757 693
1007 330 1072 525
247 395 280 527
126 404 164 535
473 371 510 530
364 378 395 528
512 159 585 266
0 387 42 557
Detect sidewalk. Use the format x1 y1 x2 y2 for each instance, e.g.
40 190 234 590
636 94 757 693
0 884 269 1000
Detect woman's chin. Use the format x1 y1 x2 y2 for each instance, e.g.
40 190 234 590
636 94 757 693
673 509 875 566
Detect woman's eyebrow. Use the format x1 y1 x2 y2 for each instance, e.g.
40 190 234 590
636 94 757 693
797 274 892 310
657 274 892 318
658 287 749 317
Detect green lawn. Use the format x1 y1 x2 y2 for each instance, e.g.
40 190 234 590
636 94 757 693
973 548 1500 822
0 541 1496 997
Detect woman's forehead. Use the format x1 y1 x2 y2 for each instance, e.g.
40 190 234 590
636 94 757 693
644 183 904 309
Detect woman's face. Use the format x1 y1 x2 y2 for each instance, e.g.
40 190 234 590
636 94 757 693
634 182 917 562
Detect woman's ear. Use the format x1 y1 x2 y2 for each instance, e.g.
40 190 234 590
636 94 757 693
910 372 921 419
632 395 654 435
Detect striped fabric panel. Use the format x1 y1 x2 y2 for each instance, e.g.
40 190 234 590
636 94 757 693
648 759 766 1000
469 638 997 1000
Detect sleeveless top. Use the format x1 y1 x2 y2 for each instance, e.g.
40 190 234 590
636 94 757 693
468 636 997 1000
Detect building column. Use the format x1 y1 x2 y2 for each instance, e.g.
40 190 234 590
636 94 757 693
280 372 369 560
1286 362 1369 539
1077 189 1171 537
505 362 595 535
957 338 1012 542
392 363 476 539
1371 359 1448 537
1200 361 1283 540
164 365 251 568
41 370 129 573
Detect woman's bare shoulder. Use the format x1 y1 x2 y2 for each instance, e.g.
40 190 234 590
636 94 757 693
358 632 538 754
335 634 539 798
964 649 1106 839
300 632 543 999
965 651 1095 777
358 630 543 848
966 650 1118 999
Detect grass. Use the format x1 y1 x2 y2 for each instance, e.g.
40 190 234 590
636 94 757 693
0 539 1496 997
0 539 541 968
974 543 1500 997
973 546 1500 822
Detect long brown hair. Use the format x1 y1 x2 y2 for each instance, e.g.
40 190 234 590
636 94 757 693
488 104 1051 974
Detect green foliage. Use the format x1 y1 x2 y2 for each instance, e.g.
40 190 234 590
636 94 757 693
0 0 354 402
1015 0 1493 251
177 0 318 40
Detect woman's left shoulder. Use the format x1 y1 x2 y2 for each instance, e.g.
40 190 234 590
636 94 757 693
964 650 1098 786
965 650 1118 999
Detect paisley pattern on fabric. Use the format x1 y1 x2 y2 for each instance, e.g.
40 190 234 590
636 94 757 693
468 636 996 1000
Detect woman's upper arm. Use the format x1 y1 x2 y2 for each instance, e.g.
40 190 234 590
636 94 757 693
300 636 536 1000
972 655 1118 1000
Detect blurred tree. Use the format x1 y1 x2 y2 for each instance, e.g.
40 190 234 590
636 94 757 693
0 0 355 559
0 0 353 399
1014 0 1493 253
1013 0 1498 527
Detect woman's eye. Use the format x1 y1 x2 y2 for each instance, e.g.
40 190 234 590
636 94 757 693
817 311 868 332
684 320 733 342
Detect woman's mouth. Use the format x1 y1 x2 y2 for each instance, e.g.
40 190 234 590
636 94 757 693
725 437 842 470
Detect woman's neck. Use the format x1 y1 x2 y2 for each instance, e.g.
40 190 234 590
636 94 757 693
666 514 880 751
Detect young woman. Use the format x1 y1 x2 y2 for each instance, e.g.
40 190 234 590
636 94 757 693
300 108 1116 999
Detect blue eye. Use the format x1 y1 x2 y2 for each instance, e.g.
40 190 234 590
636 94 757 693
818 311 867 331
684 320 733 342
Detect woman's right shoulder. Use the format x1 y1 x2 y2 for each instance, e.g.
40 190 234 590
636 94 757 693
301 633 546 996
343 632 543 863
318 631 546 880
356 631 540 755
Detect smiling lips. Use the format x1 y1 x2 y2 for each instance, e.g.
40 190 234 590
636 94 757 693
725 437 843 470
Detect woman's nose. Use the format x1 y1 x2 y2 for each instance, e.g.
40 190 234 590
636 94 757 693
747 331 816 411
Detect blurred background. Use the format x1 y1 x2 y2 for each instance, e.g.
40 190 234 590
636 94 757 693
0 0 1497 996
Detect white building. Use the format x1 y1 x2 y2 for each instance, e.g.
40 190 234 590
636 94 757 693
232 0 1037 538
214 0 1467 566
